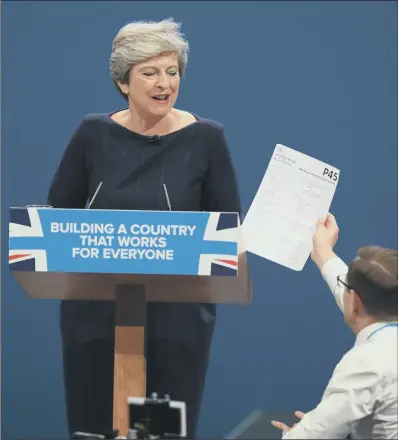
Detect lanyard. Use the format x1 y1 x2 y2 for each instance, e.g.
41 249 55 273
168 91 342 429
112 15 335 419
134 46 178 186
366 323 398 340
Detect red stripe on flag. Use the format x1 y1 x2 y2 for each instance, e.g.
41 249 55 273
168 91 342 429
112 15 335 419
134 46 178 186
9 253 31 261
216 259 237 266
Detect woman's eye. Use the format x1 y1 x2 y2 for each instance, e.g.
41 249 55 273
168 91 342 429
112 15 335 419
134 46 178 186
143 71 178 77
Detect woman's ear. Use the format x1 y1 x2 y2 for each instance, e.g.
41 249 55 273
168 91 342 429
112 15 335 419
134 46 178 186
116 81 129 95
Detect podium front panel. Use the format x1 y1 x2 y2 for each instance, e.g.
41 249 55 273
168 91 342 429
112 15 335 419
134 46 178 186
9 207 239 277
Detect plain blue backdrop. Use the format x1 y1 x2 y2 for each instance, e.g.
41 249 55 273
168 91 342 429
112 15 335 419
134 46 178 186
1 1 397 438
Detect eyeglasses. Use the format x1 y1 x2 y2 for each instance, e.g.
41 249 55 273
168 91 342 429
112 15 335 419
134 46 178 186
336 275 366 303
335 274 357 299
336 275 353 291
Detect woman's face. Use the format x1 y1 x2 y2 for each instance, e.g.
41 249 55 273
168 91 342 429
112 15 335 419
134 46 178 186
124 52 181 117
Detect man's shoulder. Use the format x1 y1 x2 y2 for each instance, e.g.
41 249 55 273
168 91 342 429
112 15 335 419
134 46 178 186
333 339 397 380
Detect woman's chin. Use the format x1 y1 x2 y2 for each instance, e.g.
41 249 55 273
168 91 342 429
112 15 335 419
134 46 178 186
148 106 173 117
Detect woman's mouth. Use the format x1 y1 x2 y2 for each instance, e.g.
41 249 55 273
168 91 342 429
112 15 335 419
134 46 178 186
152 94 170 103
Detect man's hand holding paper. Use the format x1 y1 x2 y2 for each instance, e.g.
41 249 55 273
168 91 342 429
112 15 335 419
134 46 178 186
242 144 340 270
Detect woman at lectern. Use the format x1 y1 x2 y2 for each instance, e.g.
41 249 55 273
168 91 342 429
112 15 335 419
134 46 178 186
47 18 241 439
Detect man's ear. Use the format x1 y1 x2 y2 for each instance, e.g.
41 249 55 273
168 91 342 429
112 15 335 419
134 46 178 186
351 289 365 316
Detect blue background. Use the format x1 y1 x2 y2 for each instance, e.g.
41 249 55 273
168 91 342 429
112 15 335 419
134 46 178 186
2 1 397 438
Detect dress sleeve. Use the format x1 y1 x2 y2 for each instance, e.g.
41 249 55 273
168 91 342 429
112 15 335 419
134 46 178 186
201 126 241 215
47 118 91 208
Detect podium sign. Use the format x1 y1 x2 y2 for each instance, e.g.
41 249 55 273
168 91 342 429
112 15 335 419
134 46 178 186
9 207 239 276
8 206 252 437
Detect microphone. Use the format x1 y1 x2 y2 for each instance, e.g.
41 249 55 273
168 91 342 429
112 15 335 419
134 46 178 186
88 182 103 209
163 183 172 211
148 135 161 143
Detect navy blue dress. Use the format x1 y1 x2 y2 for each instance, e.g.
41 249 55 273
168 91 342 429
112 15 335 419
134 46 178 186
47 112 241 438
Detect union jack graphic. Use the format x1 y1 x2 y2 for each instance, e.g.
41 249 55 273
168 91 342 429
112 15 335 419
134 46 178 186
199 212 239 276
9 207 48 271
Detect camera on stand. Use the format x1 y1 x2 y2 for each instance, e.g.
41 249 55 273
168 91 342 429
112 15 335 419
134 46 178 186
127 393 187 439
70 394 186 440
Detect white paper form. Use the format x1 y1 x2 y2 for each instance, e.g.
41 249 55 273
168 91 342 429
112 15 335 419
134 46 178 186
242 144 340 271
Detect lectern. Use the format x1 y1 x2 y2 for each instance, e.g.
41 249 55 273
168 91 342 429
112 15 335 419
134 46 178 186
9 206 253 437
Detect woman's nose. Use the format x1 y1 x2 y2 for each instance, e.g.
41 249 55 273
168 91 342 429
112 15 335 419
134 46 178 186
156 72 170 88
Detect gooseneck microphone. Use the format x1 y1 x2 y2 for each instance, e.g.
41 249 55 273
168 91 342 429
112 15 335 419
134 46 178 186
88 182 103 208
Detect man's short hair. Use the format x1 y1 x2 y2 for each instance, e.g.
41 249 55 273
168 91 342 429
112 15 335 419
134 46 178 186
347 246 398 319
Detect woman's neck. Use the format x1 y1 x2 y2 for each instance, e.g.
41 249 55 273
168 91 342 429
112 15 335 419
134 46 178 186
124 107 176 136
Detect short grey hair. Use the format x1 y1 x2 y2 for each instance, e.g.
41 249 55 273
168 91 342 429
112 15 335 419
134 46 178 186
110 18 189 86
